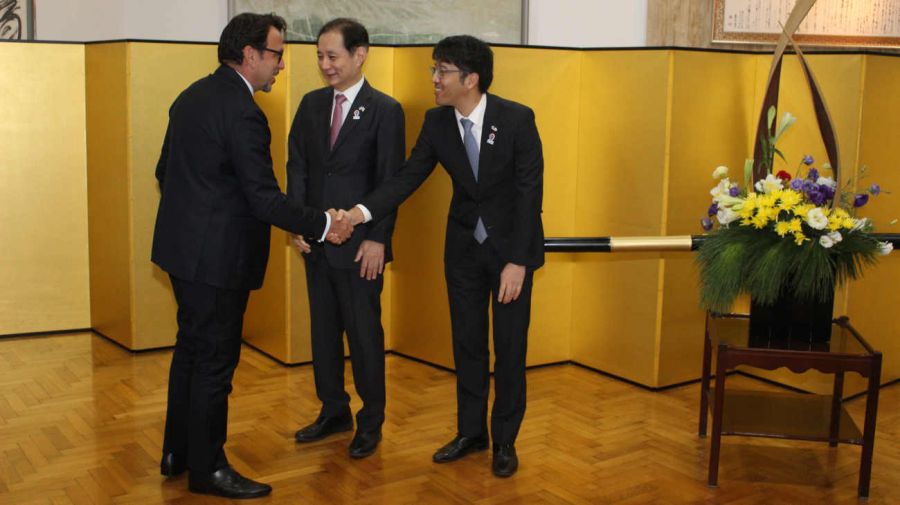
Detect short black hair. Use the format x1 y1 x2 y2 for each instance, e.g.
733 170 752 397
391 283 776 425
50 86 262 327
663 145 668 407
318 18 370 53
432 35 493 93
218 12 287 65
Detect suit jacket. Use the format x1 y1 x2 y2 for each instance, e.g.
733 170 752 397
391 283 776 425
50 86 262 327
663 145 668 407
152 65 327 291
361 94 544 269
286 80 405 269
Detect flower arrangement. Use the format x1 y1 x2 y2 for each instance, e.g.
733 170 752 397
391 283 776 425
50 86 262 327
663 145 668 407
696 109 892 313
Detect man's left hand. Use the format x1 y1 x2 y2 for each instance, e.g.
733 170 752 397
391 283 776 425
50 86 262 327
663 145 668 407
498 263 526 304
355 240 385 280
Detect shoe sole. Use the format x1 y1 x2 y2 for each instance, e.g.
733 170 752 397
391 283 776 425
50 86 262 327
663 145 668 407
188 485 272 499
432 441 489 463
294 422 353 443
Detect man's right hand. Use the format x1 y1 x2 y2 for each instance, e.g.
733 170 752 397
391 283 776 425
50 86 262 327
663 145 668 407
337 207 366 226
326 208 353 244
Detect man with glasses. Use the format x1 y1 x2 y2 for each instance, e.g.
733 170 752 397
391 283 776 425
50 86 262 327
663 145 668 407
152 13 352 499
286 18 404 459
340 35 544 477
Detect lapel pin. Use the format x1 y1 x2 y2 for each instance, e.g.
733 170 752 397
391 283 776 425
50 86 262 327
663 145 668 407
352 109 362 120
490 125 498 132
487 132 496 145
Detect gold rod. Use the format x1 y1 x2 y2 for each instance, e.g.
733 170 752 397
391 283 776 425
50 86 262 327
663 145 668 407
609 236 693 252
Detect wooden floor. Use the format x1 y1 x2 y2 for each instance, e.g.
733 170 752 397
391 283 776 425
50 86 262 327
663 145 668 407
1 333 898 504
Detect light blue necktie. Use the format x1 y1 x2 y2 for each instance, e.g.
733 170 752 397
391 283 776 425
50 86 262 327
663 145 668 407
461 118 488 243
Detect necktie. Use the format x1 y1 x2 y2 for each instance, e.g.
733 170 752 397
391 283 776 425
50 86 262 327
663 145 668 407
460 118 488 243
329 94 347 149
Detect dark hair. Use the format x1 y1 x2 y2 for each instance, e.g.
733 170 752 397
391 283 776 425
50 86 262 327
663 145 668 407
318 18 370 52
432 35 493 93
218 12 287 65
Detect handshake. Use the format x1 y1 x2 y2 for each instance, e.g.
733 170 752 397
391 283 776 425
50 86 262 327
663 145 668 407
325 207 366 244
293 207 368 253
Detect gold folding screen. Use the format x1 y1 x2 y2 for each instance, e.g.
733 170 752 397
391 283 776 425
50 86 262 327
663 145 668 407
3 41 899 392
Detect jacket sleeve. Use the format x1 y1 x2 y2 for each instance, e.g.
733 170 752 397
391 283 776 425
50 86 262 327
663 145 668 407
286 96 309 206
229 103 327 240
155 120 172 192
364 100 406 244
361 112 439 222
509 107 544 266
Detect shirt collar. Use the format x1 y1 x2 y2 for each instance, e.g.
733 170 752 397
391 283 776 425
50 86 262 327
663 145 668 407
232 68 255 95
454 93 487 128
334 76 366 106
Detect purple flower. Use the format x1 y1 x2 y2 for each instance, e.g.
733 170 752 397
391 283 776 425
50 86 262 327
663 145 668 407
801 180 816 193
701 217 713 231
790 179 804 190
728 186 740 197
820 185 835 201
807 168 819 181
854 194 869 207
808 189 826 206
803 155 814 165
870 183 881 196
707 203 719 217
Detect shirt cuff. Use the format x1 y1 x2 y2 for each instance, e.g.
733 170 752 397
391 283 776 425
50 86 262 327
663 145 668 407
318 211 331 242
355 204 373 223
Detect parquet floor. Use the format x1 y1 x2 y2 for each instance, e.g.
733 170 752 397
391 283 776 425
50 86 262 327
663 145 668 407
1 333 898 504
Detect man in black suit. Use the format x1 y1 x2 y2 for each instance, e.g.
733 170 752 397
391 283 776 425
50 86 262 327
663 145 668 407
286 18 404 459
151 13 352 499
341 35 544 477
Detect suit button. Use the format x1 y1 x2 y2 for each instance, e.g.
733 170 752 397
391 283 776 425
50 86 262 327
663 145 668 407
327 172 333 176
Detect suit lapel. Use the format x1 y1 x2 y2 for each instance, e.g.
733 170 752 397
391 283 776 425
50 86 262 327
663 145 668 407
315 88 332 156
330 80 371 154
479 94 499 184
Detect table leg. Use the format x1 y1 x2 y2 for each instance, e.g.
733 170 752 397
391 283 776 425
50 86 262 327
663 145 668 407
699 321 712 437
858 354 882 498
708 345 727 488
829 371 844 447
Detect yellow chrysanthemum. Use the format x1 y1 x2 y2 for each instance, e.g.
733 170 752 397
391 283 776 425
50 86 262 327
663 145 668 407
832 208 850 220
792 204 815 218
752 213 770 229
759 194 778 209
775 221 792 237
842 218 856 229
793 232 807 245
789 218 803 233
778 190 802 211
828 215 843 231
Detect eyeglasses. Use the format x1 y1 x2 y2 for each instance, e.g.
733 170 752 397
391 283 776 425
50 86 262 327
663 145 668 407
261 47 284 63
429 66 464 78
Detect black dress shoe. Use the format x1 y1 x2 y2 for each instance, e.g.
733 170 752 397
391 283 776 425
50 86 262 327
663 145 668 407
348 429 382 459
160 452 186 477
294 413 353 443
432 434 489 463
188 466 272 499
492 443 518 477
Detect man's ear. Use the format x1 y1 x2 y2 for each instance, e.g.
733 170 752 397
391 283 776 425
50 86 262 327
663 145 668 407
242 45 256 66
353 46 368 67
464 72 480 91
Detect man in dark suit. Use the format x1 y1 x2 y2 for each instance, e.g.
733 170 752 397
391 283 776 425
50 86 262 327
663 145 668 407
341 35 544 477
286 18 405 459
151 13 352 499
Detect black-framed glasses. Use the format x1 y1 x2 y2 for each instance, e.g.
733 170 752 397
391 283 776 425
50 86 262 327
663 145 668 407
261 47 284 63
429 66 464 78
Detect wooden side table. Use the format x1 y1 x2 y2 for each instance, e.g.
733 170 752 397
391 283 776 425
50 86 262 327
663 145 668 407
698 313 882 497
